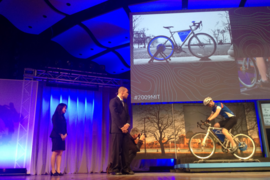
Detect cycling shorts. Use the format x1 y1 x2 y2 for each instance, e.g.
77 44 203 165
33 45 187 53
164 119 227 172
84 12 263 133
218 116 237 130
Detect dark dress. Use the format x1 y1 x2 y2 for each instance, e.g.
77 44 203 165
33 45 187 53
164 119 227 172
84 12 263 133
50 114 67 151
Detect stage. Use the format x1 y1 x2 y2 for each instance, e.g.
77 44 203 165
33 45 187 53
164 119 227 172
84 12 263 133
1 172 270 180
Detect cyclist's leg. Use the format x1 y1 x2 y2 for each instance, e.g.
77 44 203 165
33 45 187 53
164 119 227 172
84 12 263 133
256 57 268 81
221 117 237 147
214 122 220 128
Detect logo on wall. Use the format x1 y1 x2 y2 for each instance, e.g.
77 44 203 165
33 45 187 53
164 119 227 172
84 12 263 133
134 94 160 101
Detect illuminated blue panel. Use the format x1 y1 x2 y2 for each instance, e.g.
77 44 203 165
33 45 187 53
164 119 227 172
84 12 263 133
0 0 65 34
82 8 129 48
49 0 107 15
115 46 131 66
245 0 270 7
188 0 240 9
140 159 175 166
92 52 129 74
51 25 106 59
129 0 182 12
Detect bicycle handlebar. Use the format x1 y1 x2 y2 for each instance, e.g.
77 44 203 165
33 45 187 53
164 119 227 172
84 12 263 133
191 21 202 30
197 119 210 130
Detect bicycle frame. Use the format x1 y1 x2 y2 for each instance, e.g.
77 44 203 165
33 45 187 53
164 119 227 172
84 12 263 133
164 24 200 49
202 126 231 149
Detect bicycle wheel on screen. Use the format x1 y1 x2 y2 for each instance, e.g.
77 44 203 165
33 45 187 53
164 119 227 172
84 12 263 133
231 134 256 160
147 36 175 61
189 133 216 159
188 33 216 58
238 57 258 88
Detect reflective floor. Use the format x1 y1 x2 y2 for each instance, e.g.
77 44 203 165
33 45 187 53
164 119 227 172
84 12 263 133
1 172 270 180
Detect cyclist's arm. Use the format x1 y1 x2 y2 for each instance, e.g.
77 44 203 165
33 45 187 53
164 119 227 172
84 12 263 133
208 108 221 121
208 112 214 119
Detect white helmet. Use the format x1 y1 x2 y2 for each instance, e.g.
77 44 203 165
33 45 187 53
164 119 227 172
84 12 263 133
203 97 212 106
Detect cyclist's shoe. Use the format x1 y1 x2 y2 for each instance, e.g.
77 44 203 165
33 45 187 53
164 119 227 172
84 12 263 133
260 80 270 89
229 145 238 154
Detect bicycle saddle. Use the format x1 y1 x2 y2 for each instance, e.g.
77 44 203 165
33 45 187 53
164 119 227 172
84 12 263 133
163 26 174 29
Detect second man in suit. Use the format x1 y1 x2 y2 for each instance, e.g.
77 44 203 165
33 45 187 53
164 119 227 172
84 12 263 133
109 87 131 175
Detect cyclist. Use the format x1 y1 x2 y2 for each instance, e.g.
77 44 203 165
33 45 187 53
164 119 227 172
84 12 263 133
256 57 270 88
203 97 238 153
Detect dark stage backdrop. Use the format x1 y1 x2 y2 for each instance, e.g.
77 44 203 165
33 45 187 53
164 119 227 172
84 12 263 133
130 7 270 103
132 102 263 160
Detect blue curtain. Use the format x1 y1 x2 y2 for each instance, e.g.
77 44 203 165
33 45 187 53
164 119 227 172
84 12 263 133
30 84 117 174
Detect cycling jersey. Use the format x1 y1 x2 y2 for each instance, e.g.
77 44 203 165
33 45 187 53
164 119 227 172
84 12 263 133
212 102 235 119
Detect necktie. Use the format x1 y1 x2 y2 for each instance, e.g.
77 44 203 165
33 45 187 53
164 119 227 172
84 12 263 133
121 100 124 107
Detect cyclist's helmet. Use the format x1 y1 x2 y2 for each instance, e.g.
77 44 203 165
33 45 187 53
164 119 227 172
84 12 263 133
203 97 212 106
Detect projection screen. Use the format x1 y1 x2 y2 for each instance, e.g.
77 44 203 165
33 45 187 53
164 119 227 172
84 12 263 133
130 7 270 103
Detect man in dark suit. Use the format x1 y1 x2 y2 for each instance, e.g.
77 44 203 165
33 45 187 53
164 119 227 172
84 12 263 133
109 87 131 175
106 127 145 175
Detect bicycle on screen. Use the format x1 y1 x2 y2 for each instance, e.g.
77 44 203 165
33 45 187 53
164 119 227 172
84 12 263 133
147 21 217 63
238 57 270 88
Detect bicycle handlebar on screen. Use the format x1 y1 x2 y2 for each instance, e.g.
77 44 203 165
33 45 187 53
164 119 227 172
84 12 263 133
192 21 202 30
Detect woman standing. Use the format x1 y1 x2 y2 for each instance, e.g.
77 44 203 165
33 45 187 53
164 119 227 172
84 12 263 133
50 103 67 176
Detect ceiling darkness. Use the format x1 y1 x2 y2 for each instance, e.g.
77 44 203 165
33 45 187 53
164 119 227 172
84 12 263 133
0 0 270 79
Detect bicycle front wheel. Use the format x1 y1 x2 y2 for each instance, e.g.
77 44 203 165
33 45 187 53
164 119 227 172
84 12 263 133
188 33 216 58
238 57 258 88
189 133 216 159
147 36 174 60
232 134 256 160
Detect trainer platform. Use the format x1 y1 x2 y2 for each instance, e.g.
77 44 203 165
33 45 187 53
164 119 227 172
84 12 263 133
174 159 270 172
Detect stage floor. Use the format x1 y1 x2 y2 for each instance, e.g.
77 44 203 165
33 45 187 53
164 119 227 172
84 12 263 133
1 172 270 180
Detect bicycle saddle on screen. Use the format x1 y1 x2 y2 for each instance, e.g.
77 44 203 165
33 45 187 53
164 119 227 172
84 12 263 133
163 26 174 29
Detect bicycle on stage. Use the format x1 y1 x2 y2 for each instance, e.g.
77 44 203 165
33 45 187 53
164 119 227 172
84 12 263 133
147 21 217 63
188 120 256 160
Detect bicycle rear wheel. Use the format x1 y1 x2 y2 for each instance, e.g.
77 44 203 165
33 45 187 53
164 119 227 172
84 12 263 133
189 133 216 159
231 134 256 160
147 36 174 60
238 57 258 88
188 33 216 58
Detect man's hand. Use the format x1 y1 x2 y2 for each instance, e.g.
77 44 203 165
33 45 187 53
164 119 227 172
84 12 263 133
140 134 146 141
123 123 130 130
121 127 128 133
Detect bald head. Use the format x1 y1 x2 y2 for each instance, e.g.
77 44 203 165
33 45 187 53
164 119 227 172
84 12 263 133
118 86 129 99
118 87 127 94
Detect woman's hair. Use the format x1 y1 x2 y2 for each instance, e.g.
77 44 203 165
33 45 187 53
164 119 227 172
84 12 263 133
53 103 67 118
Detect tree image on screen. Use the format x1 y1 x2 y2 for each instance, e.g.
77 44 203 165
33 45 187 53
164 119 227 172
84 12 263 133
133 104 185 157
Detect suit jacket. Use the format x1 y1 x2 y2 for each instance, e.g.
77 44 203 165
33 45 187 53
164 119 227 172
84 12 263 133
109 96 130 134
50 114 67 138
